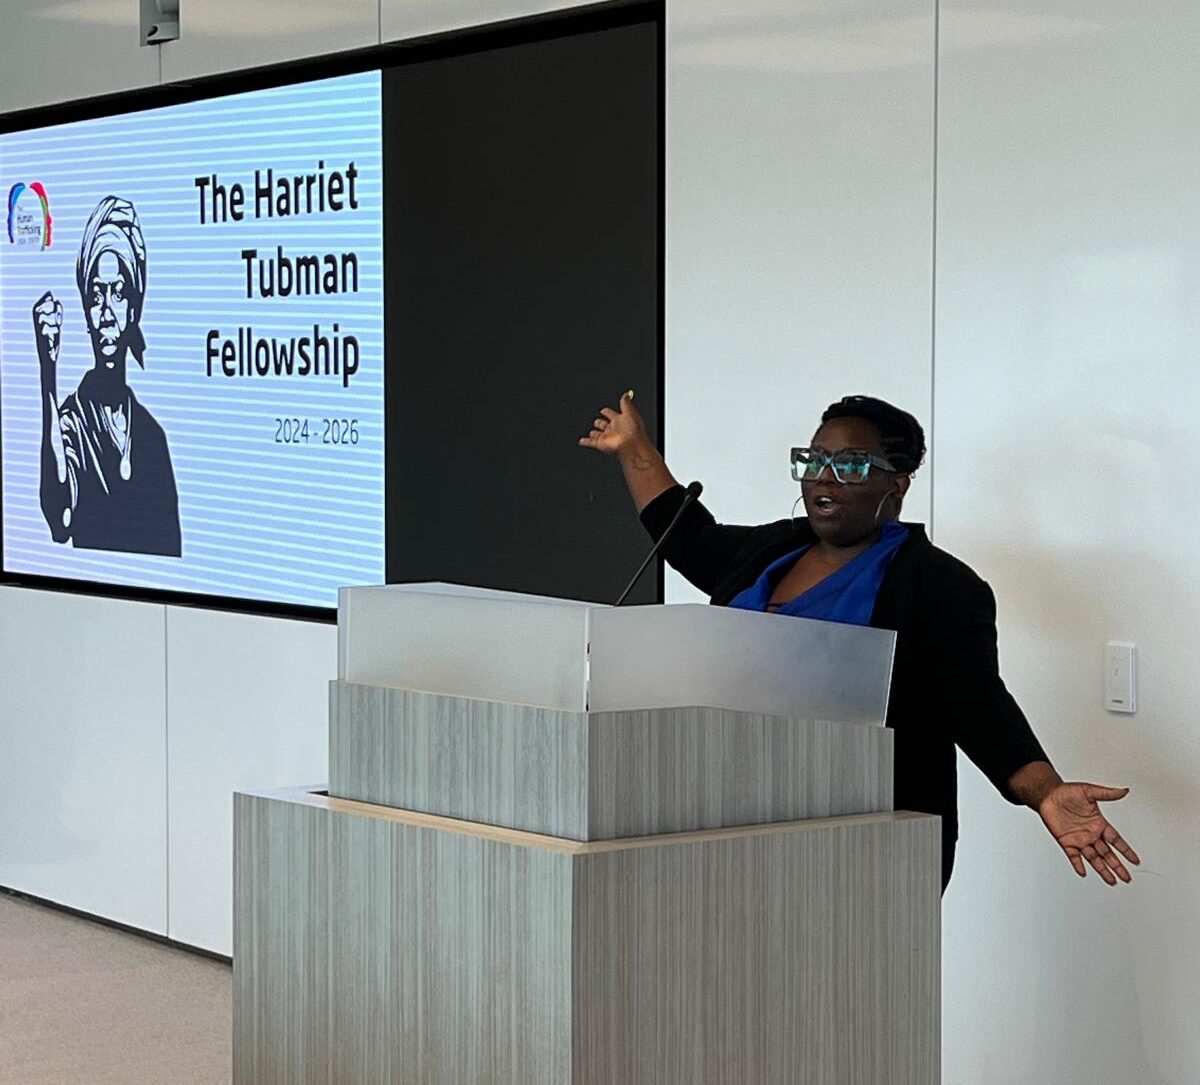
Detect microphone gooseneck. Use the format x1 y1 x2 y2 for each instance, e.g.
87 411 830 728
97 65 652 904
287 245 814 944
614 481 703 606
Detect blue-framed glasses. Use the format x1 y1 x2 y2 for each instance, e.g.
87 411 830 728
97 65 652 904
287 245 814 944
790 446 897 484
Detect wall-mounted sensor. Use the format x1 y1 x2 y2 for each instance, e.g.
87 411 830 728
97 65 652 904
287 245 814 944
141 0 179 45
1104 641 1136 714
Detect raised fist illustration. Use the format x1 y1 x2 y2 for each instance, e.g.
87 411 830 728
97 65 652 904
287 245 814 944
33 290 63 374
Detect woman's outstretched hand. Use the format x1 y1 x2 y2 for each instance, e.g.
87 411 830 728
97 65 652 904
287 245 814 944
1037 782 1141 885
1008 762 1141 885
578 391 647 456
579 391 677 512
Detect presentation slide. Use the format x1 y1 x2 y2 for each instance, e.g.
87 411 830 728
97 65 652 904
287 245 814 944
0 70 384 608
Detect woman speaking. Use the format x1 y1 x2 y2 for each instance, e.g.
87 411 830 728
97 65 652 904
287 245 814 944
581 392 1139 891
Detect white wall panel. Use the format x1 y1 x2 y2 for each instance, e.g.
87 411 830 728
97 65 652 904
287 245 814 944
0 4 158 114
0 587 167 932
936 3 1200 1082
381 0 571 44
664 0 935 600
165 607 335 954
159 0 378 84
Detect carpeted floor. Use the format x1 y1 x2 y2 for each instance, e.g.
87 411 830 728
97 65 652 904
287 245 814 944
0 893 231 1084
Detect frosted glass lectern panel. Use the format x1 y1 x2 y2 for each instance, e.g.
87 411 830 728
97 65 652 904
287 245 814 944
589 604 894 725
339 583 593 711
339 583 895 721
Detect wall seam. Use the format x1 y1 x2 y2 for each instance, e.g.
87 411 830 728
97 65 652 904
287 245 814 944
163 607 170 938
928 0 940 544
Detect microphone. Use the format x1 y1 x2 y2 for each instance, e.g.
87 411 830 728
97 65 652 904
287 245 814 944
614 481 703 606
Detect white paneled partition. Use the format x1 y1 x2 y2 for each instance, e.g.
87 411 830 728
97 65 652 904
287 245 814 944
664 0 936 603
0 5 158 114
0 587 168 933
158 0 378 84
936 2 1200 1083
382 0 571 42
166 607 335 955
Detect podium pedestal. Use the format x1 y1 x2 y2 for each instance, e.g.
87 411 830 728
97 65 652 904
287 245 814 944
234 584 941 1084
329 683 895 839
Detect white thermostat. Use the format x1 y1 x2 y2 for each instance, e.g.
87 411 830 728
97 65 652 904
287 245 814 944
1104 642 1136 714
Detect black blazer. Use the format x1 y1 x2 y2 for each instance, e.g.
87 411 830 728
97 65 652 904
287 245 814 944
641 484 1051 889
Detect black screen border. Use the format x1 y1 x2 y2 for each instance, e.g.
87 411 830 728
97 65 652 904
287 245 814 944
0 0 664 623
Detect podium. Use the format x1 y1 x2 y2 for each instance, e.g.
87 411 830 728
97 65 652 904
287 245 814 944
233 584 940 1084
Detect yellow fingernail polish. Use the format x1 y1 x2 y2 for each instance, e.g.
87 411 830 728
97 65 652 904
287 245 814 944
626 388 635 401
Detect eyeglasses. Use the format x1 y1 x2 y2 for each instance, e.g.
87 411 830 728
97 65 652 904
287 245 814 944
790 446 897 484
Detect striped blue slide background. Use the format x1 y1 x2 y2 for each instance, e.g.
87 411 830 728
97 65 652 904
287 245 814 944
0 71 384 608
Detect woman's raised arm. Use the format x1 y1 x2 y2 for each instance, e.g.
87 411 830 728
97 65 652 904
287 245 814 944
578 391 676 512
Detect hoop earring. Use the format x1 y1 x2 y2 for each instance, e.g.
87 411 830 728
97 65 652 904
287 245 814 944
791 493 804 527
873 491 900 525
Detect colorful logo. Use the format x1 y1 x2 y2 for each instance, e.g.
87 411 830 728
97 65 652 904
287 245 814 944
6 182 53 249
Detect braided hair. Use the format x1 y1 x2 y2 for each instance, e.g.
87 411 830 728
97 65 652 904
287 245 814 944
820 395 926 474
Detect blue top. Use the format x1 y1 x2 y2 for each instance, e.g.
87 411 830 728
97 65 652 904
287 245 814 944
728 520 909 626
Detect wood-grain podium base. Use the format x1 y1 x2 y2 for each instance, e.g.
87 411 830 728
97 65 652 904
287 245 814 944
234 787 940 1085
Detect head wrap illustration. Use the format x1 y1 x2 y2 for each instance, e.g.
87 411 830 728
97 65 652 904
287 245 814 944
33 195 181 557
75 196 148 367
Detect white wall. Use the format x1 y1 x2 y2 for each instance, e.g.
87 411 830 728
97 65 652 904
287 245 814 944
0 587 167 933
935 3 1200 1082
166 607 333 954
0 4 158 113
0 586 334 952
381 0 571 41
1 1 1197 1080
160 0 377 82
664 0 935 591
